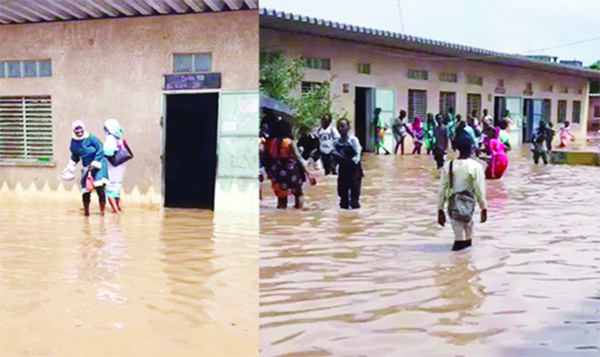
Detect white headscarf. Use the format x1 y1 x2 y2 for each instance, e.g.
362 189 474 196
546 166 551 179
71 120 89 140
104 119 123 157
104 119 122 138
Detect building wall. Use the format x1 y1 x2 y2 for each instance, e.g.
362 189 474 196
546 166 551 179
0 11 258 208
261 28 590 142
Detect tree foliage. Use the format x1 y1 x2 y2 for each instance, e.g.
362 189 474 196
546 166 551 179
260 52 338 135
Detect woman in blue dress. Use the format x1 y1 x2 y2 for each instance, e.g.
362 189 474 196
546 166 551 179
62 120 109 216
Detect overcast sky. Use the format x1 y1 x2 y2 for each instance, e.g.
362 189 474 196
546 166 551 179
261 0 600 66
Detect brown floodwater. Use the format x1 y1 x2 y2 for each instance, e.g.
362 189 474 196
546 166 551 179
260 147 600 356
0 206 258 356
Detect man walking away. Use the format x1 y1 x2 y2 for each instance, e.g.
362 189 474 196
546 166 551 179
437 136 487 251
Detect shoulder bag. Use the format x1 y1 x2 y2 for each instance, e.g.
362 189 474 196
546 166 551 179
448 160 476 222
107 139 134 166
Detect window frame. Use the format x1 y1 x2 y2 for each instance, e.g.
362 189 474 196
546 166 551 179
572 100 581 124
173 53 212 73
0 95 55 166
557 100 567 123
0 59 52 78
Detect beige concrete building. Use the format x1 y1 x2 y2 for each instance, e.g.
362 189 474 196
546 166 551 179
260 9 600 152
0 0 259 212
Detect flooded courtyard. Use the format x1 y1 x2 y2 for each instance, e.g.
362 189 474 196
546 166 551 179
0 206 258 356
260 148 600 356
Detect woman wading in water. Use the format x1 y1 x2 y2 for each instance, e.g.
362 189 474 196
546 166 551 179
62 120 109 216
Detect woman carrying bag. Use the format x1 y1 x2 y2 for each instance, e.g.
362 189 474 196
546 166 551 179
103 119 133 213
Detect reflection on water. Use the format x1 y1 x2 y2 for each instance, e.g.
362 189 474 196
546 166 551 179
0 207 258 356
260 148 600 356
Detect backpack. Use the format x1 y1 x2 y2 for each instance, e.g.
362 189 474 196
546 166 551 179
447 160 476 222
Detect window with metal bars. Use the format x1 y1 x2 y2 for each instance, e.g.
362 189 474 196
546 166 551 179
302 57 331 70
0 60 52 78
0 96 53 164
407 69 428 80
439 73 457 82
572 100 581 124
301 81 321 94
558 100 567 123
467 93 481 118
439 92 456 117
408 90 427 121
173 53 211 73
358 63 370 74
466 74 483 85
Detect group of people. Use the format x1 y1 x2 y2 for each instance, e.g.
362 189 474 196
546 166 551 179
385 107 512 179
61 119 130 216
260 110 362 210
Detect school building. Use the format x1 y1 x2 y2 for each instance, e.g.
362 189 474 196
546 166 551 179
260 9 600 152
0 0 258 212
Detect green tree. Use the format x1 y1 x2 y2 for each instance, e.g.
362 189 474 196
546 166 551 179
590 60 600 93
260 52 338 135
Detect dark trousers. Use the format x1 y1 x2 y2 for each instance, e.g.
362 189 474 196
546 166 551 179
338 167 362 209
321 152 335 175
533 151 548 165
433 148 445 169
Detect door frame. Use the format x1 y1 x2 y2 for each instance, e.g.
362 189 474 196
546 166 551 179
161 89 221 208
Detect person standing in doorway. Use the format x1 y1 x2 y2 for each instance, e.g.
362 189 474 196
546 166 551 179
501 109 513 134
332 118 363 209
373 108 391 155
392 109 409 155
317 113 340 175
62 120 109 216
103 119 128 213
437 136 487 251
433 114 449 169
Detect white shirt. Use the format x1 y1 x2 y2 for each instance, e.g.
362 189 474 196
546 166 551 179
318 125 341 154
438 158 486 210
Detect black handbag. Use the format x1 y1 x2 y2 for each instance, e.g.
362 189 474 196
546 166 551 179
107 140 133 166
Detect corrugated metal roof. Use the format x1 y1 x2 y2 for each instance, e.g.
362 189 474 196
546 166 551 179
0 0 257 25
260 8 600 79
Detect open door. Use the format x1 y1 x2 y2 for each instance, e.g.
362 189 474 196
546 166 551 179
375 88 395 153
355 87 374 151
164 93 219 209
505 97 523 147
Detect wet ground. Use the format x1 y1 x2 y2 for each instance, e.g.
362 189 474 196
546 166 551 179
0 206 258 356
260 147 600 356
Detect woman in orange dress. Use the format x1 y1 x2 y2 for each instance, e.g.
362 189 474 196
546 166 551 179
264 119 313 209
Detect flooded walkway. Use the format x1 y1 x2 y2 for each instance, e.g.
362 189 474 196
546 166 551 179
0 206 258 356
260 148 600 356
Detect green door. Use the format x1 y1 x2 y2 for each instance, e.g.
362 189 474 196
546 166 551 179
505 97 523 147
375 88 396 153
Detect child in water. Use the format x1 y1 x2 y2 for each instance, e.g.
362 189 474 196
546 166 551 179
558 121 575 148
411 116 425 155
332 118 363 209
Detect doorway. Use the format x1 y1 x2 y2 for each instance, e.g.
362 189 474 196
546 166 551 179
493 96 506 127
355 87 374 151
164 93 219 209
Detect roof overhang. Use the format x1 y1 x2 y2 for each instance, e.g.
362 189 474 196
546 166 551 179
260 9 600 80
0 0 257 25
